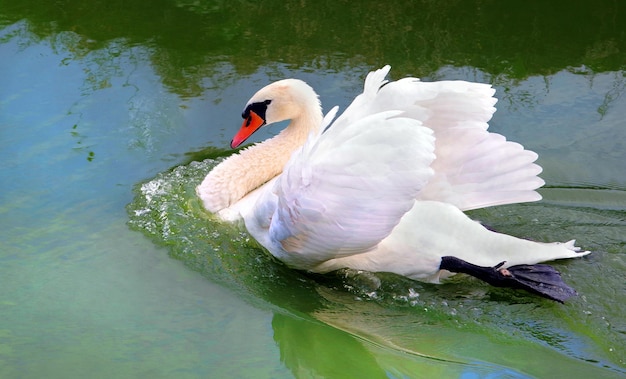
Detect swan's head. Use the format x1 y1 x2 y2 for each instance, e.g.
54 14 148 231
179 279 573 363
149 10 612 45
231 79 320 148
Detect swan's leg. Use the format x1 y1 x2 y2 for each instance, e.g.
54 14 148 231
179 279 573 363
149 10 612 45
439 256 577 303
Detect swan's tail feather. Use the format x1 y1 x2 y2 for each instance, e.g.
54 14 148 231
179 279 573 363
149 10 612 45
562 239 583 252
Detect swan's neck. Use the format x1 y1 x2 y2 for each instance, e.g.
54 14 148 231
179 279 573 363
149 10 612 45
197 109 322 213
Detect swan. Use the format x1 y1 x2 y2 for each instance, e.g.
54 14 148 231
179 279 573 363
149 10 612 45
196 65 590 302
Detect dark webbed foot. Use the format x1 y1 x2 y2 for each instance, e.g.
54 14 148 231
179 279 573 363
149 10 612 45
440 256 577 303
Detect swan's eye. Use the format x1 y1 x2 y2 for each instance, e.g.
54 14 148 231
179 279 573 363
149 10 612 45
241 100 271 124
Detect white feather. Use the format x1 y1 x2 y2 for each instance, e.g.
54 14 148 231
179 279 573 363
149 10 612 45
264 112 435 267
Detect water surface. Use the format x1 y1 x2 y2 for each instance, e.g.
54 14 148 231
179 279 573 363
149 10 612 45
1 1 625 378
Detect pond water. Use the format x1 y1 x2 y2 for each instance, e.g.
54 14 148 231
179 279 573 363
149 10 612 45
1 1 625 378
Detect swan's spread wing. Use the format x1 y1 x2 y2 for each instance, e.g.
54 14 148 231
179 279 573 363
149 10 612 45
391 80 544 210
268 111 435 265
330 70 544 211
417 127 544 210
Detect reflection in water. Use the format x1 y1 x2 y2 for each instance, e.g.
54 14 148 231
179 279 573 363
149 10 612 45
272 314 390 379
3 0 626 377
596 71 626 118
2 0 625 98
272 311 521 378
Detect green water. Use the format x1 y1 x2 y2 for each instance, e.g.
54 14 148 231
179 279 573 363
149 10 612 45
1 1 625 378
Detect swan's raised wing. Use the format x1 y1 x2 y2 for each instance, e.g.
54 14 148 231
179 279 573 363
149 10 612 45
330 66 544 211
261 111 435 268
382 79 544 210
416 125 544 210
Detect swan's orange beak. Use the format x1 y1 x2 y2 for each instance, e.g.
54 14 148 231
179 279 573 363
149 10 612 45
231 110 265 148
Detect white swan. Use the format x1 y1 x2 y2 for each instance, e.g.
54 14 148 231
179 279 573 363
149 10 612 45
197 65 589 302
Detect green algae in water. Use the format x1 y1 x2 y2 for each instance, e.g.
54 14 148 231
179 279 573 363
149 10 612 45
128 158 299 294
